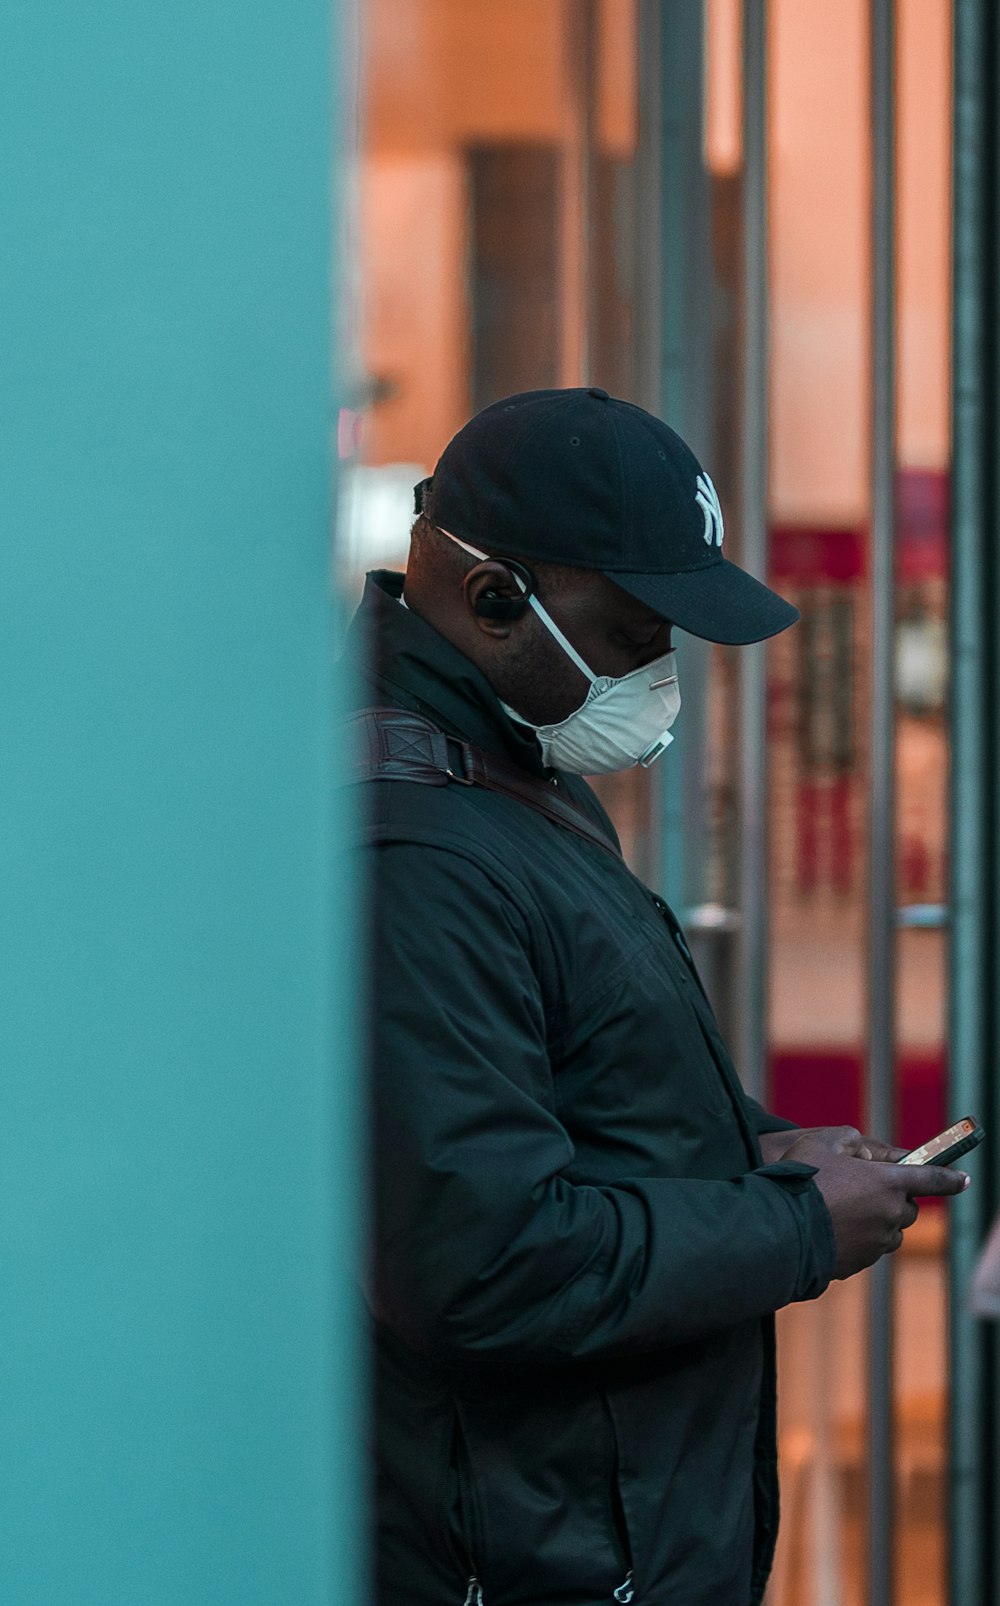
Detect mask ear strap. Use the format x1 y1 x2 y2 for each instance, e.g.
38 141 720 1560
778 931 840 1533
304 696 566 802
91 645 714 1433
439 526 597 685
440 528 535 618
525 595 596 684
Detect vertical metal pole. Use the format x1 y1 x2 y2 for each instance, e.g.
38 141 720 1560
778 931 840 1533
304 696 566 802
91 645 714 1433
950 2 996 1598
559 0 594 387
738 0 770 1104
635 1 665 420
637 0 713 917
868 0 897 1599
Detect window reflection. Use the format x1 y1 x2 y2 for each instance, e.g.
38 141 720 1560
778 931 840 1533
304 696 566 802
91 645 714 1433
765 3 952 1603
351 5 955 1600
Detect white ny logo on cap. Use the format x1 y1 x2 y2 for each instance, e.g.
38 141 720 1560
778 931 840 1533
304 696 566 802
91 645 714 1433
695 473 724 549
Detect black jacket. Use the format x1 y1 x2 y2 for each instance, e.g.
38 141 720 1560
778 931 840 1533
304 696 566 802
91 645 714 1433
347 573 835 1606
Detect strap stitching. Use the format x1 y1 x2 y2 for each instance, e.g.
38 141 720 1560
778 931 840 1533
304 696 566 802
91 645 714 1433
345 708 621 861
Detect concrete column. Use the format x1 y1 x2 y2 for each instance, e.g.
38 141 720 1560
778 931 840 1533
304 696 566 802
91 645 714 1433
0 4 358 1601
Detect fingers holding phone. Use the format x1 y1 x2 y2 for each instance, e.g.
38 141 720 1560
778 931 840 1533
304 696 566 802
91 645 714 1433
896 1161 972 1199
781 1121 979 1281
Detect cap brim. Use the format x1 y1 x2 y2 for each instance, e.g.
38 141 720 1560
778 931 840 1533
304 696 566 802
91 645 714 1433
607 557 799 645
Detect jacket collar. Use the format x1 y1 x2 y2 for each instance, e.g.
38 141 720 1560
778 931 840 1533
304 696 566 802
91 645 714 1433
341 570 548 778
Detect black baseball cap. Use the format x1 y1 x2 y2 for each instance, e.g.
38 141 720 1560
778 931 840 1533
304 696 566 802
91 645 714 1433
415 387 798 645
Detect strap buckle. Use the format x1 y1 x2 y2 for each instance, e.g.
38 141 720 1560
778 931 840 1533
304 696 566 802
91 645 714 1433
444 738 477 786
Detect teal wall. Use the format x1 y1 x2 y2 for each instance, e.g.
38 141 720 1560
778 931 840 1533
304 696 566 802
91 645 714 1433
0 4 358 1601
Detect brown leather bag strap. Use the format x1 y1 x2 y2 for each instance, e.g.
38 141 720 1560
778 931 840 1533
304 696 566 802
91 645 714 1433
343 706 623 861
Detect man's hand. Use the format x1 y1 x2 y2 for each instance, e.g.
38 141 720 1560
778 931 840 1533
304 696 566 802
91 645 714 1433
759 1124 907 1165
778 1126 970 1280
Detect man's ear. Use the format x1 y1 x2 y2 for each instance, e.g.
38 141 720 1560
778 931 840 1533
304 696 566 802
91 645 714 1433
463 562 530 635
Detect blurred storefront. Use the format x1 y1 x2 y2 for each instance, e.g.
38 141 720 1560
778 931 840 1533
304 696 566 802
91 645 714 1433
343 2 999 1602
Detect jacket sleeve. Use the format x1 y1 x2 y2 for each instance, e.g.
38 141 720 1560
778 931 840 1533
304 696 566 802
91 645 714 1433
744 1096 800 1137
369 842 835 1366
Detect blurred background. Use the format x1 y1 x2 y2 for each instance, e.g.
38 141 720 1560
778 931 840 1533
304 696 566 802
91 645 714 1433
338 3 996 1603
3 1 999 1604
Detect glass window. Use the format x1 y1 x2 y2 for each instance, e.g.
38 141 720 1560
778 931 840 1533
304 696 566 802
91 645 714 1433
351 6 955 1598
762 2 952 1601
346 0 656 862
343 1 641 549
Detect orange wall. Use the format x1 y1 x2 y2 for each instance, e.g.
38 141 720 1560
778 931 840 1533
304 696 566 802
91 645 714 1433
359 152 469 472
706 0 742 175
769 0 951 524
358 1 952 497
770 0 872 525
360 0 569 468
897 0 951 470
365 0 566 156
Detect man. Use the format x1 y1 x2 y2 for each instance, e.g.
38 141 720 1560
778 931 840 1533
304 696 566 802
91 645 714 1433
343 388 966 1605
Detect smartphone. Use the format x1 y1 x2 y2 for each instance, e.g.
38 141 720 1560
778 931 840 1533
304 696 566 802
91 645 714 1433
897 1116 985 1168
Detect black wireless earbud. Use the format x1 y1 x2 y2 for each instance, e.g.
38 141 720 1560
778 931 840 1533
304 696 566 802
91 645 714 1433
471 557 536 621
474 591 528 620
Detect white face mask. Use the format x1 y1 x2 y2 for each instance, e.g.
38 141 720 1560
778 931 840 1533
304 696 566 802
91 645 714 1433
441 529 681 774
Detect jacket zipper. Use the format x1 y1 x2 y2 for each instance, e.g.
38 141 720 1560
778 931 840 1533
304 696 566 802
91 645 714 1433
463 1560 628 1603
450 1404 485 1606
602 1393 636 1601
